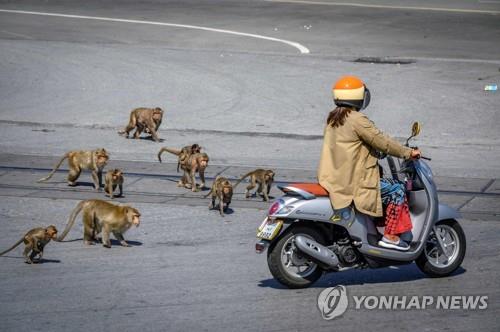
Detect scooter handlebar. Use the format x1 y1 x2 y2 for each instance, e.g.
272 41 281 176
410 146 431 161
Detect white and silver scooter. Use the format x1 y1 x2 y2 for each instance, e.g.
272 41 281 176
256 122 466 288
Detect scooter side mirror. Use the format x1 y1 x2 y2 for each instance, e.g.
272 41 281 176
405 121 421 146
411 122 421 137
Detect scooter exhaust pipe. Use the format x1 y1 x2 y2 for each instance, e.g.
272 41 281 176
294 235 339 269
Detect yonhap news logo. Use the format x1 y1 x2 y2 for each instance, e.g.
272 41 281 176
317 286 488 320
317 286 348 320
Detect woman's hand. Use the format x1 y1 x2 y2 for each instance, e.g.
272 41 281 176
410 148 422 160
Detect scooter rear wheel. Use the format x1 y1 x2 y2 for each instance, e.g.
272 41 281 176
416 219 466 277
267 226 325 289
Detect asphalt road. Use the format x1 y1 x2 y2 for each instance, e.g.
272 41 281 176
0 1 499 331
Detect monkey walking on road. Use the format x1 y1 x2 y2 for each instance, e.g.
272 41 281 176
159 148 209 192
178 152 209 191
205 176 233 216
157 144 201 172
234 169 275 202
58 199 141 248
118 107 164 142
37 148 109 190
104 169 124 199
0 226 58 264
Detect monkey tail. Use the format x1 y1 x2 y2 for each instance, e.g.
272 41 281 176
157 147 181 163
57 200 86 241
0 238 24 256
37 153 69 182
203 188 213 198
232 171 254 189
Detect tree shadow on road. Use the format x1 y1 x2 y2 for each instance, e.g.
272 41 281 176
258 265 467 289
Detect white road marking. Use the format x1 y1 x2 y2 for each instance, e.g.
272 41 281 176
0 9 310 54
0 29 33 39
265 0 500 15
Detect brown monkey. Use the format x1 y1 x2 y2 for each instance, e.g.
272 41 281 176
205 176 233 216
178 152 209 192
58 199 140 248
157 144 201 172
118 107 163 142
104 169 124 199
0 226 58 264
37 149 109 190
234 169 275 201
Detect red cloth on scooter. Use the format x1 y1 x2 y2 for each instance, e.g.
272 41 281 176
384 199 412 235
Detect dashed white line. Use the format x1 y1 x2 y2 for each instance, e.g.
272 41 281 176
265 0 500 15
0 9 310 54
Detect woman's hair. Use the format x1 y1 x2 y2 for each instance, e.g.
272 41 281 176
326 106 354 128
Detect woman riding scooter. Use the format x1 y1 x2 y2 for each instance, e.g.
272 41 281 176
318 76 421 251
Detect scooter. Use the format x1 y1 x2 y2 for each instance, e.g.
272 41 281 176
255 122 466 289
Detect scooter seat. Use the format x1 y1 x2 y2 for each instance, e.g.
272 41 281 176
288 183 329 197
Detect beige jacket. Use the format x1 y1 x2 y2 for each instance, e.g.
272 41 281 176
317 111 412 217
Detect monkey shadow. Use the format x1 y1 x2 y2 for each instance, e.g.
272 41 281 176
57 238 84 243
250 193 275 201
1 256 61 264
110 239 143 247
210 206 234 215
207 206 235 215
258 265 467 289
57 238 143 246
139 136 165 143
106 194 125 199
34 258 61 264
72 181 97 188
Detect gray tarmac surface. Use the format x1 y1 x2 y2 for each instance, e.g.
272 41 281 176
0 0 499 331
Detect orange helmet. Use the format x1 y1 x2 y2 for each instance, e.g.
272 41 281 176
332 75 371 109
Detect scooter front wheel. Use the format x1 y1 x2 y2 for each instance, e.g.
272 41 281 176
267 226 325 289
416 219 466 277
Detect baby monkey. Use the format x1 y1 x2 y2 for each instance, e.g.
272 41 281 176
104 168 124 199
205 176 233 216
234 169 275 201
0 225 58 264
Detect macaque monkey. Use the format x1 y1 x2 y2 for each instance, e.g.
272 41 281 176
234 169 275 201
178 152 209 192
157 144 201 172
58 199 140 248
37 148 109 190
118 107 164 142
104 169 124 199
205 176 233 216
0 226 58 264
